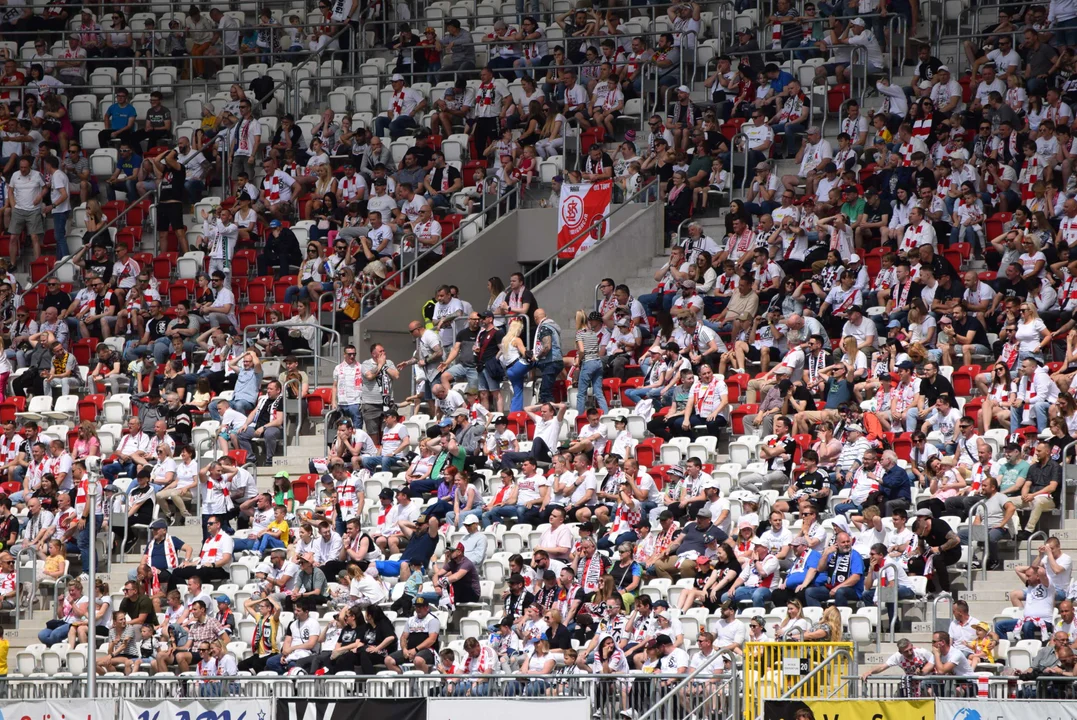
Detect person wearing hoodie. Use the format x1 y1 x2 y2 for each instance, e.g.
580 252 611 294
532 308 563 403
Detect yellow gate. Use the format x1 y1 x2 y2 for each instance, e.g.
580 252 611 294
742 642 853 720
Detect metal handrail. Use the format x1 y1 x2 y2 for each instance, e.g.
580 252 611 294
1062 438 1076 520
289 21 381 116
359 183 520 314
522 177 658 287
240 321 342 390
282 377 305 445
21 187 156 299
775 647 856 711
965 498 988 589
636 649 739 720
14 545 36 629
931 592 953 633
1024 529 1049 566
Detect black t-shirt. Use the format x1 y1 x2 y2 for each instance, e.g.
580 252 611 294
862 200 887 224
475 327 505 365
145 315 169 341
429 165 461 194
42 290 71 315
453 326 480 367
146 106 171 130
795 469 829 498
912 168 936 192
919 374 954 407
545 623 573 650
916 56 944 83
410 144 434 168
585 152 614 176
951 316 990 349
87 259 112 284
993 275 1025 299
931 281 960 307
766 435 799 475
920 517 956 556
159 162 186 203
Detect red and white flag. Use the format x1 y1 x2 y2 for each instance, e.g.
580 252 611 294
557 180 613 259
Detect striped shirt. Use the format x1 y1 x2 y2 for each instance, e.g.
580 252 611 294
575 329 601 362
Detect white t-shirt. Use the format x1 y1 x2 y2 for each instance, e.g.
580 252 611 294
50 170 71 213
285 617 321 661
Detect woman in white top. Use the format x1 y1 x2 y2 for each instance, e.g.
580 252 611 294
150 443 177 490
1019 235 1048 285
773 600 810 641
341 564 387 606
103 11 134 63
1005 74 1027 114
535 103 565 159
1015 302 1051 361
510 638 557 696
509 76 545 129
838 336 869 383
906 300 938 351
886 187 914 242
500 317 531 412
158 444 199 522
289 523 315 563
234 194 259 245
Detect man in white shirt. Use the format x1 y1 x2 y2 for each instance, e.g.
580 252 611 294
42 154 71 257
406 320 443 402
430 285 464 350
8 156 45 261
204 270 237 330
375 74 427 140
228 99 261 188
259 157 297 220
501 402 567 469
1011 357 1060 432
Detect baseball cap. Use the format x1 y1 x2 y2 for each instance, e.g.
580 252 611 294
696 509 712 519
887 320 902 328
508 573 525 584
848 253 861 264
463 514 480 526
438 417 453 427
897 360 915 370
215 595 231 605
677 85 690 94
655 634 673 646
846 424 864 433
149 519 167 530
269 220 282 228
850 17 865 26
379 488 394 500
414 596 429 607
949 148 969 161
390 73 405 82
937 65 951 73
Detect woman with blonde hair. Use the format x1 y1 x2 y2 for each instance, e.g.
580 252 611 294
1019 234 1048 284
500 316 531 411
839 335 868 383
773 599 810 640
804 605 843 641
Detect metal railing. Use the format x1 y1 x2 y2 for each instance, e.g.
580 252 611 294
13 545 36 630
1062 439 1076 520
241 322 343 392
358 184 520 315
1 670 736 716
965 498 987 590
521 177 658 287
637 650 738 720
742 642 854 720
1023 529 1049 566
20 187 156 299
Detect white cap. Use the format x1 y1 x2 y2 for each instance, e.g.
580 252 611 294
937 65 951 73
677 85 690 94
949 148 969 161
390 73 405 82
849 17 865 26
849 253 861 264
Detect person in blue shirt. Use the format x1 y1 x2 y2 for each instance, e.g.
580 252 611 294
98 87 138 150
105 142 142 201
802 531 865 607
765 63 796 94
769 535 825 606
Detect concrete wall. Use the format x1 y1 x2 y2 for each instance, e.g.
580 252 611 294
355 211 521 401
517 208 558 263
532 202 663 331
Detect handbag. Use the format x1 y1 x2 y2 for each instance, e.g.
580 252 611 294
343 297 361 320
46 619 66 630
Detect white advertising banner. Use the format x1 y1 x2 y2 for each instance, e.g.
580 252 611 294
427 697 590 720
120 699 268 720
0 700 118 720
936 699 1077 720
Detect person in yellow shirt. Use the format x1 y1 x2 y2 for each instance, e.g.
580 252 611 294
265 504 291 548
0 624 11 676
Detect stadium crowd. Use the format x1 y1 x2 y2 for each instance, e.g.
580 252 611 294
0 0 1077 703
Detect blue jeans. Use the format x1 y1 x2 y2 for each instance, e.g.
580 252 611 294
638 291 675 317
949 224 981 254
210 397 254 421
773 121 806 157
805 585 861 607
39 622 71 646
536 360 561 404
506 361 532 412
481 505 518 527
338 403 362 427
103 460 138 481
1011 401 1051 432
834 501 863 517
454 680 492 696
505 679 547 696
363 454 404 472
406 478 440 497
78 514 103 575
53 211 69 259
625 386 661 405
232 534 285 553
1055 16 1077 46
995 618 1054 640
722 585 772 606
958 525 1011 563
374 114 418 140
863 585 916 622
576 359 607 414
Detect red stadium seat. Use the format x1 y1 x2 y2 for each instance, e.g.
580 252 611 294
305 388 333 418
951 365 981 397
636 437 663 467
731 404 757 435
507 411 535 440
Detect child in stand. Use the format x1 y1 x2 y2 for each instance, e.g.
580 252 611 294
390 558 425 616
487 616 521 669
464 388 489 427
695 157 727 210
517 145 538 189
964 621 996 665
42 539 66 578
419 28 441 83
133 623 157 673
